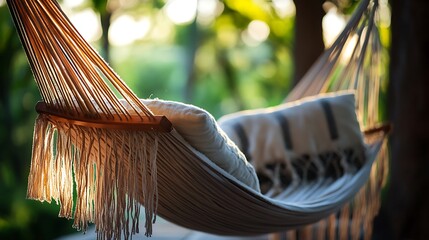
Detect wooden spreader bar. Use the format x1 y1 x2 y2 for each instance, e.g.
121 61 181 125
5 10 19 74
35 101 173 132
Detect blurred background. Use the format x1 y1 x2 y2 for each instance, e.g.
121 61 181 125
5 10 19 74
5 0 426 239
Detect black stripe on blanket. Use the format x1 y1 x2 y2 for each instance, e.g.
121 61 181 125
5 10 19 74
274 113 293 150
320 100 339 140
232 123 252 161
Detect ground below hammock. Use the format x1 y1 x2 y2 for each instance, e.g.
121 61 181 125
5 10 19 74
58 217 269 240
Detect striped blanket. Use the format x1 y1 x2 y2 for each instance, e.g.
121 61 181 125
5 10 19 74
218 91 365 194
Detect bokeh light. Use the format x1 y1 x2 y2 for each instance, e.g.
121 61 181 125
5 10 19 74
68 9 102 42
197 0 224 25
242 20 270 46
164 0 197 25
109 15 151 46
322 7 346 47
272 0 296 18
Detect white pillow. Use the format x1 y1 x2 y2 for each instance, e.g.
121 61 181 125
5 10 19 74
138 99 261 192
217 91 365 192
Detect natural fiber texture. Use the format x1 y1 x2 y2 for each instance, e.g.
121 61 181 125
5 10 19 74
7 0 152 119
151 131 386 236
134 99 261 192
218 92 367 195
7 0 388 239
268 0 388 238
7 0 162 238
28 114 161 239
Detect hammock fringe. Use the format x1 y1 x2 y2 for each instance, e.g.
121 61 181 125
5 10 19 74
273 139 388 240
8 0 388 238
27 115 159 239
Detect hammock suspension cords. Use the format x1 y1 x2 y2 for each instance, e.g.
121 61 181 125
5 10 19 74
6 0 389 239
7 0 172 238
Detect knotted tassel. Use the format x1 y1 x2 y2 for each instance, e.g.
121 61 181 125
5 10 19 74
28 114 163 239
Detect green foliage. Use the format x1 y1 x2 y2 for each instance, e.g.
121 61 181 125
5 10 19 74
104 0 296 117
90 0 107 13
0 0 391 238
0 4 76 240
181 1 293 113
112 45 187 101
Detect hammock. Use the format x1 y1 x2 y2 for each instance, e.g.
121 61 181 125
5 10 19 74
7 0 388 239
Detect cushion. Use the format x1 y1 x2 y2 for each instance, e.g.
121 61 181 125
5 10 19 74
217 91 365 193
137 99 261 192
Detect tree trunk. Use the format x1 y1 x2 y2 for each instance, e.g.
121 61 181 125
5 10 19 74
218 48 244 110
100 9 112 63
292 0 325 86
386 0 429 239
184 19 199 102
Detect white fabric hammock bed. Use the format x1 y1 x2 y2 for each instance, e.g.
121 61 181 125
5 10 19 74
7 0 389 239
